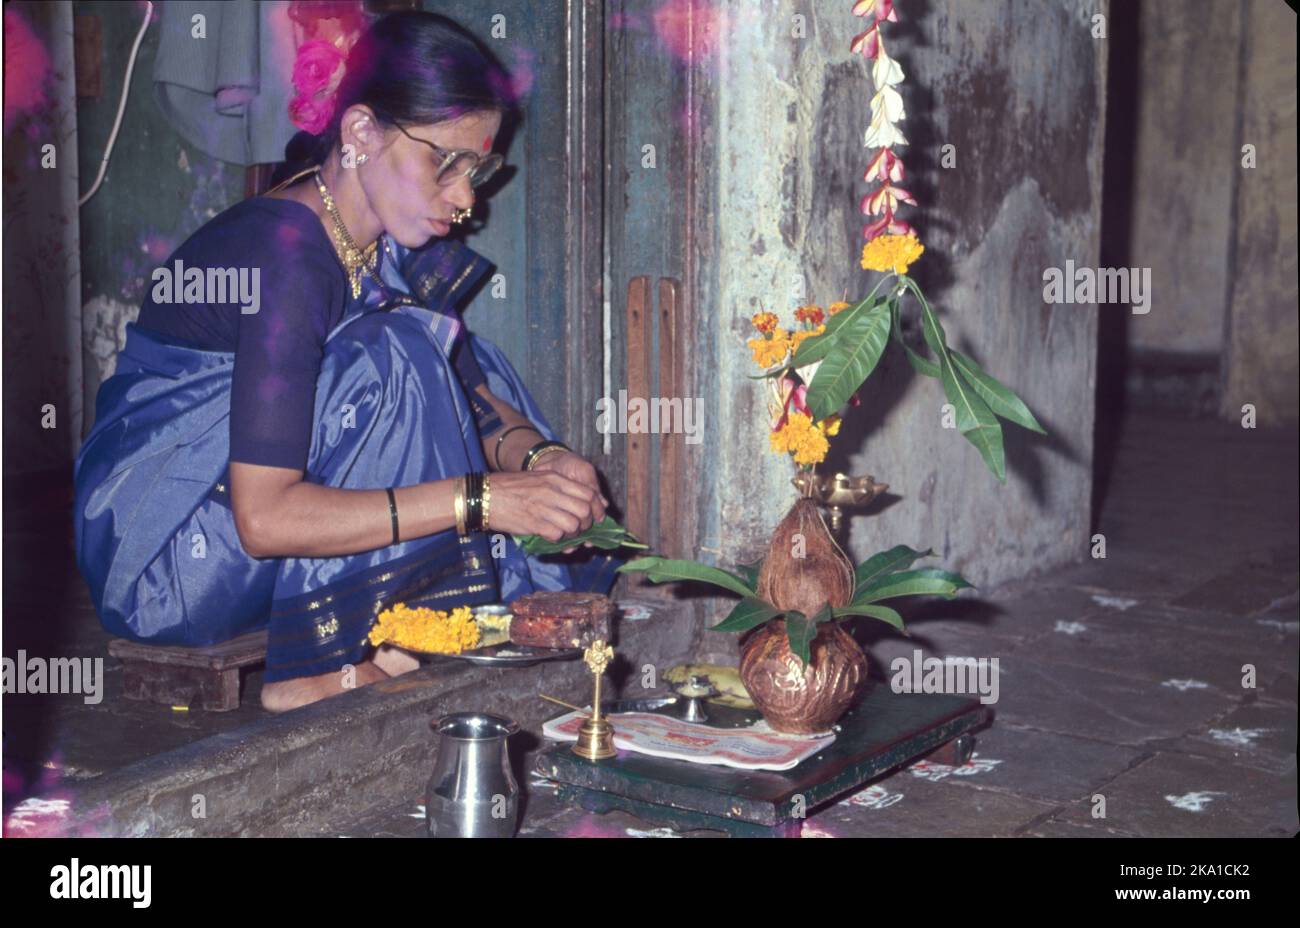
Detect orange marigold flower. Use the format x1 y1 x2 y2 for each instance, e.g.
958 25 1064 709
817 414 842 437
748 330 791 368
828 301 852 316
860 232 925 275
790 323 826 352
794 304 825 326
769 411 829 466
750 311 779 334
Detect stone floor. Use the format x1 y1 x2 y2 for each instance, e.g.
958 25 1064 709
4 408 1297 837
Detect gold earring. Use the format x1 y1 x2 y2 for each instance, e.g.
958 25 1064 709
356 153 369 165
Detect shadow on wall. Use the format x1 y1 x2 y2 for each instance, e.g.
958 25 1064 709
1093 0 1140 529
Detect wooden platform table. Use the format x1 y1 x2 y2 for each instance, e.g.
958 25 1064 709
535 686 990 837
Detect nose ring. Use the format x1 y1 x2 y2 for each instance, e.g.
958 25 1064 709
451 207 472 224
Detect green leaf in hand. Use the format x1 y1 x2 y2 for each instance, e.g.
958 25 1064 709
517 516 648 555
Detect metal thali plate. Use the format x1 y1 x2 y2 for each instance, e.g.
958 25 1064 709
403 604 582 668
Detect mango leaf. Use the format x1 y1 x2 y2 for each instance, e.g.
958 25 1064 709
806 301 892 420
790 296 883 369
909 287 1005 479
950 349 1047 435
518 516 649 555
745 296 888 381
854 568 974 604
898 277 1007 480
617 556 755 598
831 602 906 632
735 559 762 590
710 597 783 633
784 607 823 668
890 299 940 378
939 348 1006 482
853 544 934 598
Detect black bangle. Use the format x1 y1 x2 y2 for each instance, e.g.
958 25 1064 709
493 424 541 471
464 471 484 532
521 439 569 471
386 487 400 545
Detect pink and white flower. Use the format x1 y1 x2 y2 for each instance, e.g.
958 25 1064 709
854 0 914 242
864 147 904 184
860 182 916 216
853 0 898 23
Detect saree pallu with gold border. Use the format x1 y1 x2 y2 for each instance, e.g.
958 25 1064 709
74 238 621 682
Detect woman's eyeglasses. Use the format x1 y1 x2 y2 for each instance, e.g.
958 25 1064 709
394 123 504 189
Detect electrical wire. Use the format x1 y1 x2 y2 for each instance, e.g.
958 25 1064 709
78 1 153 207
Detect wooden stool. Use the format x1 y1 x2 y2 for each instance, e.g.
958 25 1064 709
108 630 267 711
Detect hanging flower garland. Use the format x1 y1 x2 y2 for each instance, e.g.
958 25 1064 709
852 0 923 265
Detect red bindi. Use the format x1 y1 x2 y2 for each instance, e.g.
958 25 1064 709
482 135 493 152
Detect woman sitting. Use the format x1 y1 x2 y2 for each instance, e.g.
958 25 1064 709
74 11 620 712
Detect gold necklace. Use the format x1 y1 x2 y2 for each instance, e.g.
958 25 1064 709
313 170 381 299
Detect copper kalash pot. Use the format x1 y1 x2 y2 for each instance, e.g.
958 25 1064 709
739 620 867 734
739 496 870 734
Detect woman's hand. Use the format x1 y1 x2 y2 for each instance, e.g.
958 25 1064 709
487 467 605 548
522 451 609 553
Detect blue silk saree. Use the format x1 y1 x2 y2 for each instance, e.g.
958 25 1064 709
74 236 620 681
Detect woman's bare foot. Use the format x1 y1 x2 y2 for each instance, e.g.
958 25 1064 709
372 644 421 677
260 659 388 713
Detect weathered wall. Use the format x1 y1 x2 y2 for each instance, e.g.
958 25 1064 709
1127 0 1240 358
691 0 1107 629
3 1 84 475
1123 0 1298 422
1221 0 1299 423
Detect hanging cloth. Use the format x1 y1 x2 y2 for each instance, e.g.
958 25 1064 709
152 0 298 165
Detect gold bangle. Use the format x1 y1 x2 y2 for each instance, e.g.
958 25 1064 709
526 444 568 471
481 474 491 531
453 476 468 535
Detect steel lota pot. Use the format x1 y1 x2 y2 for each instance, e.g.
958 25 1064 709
426 712 520 838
